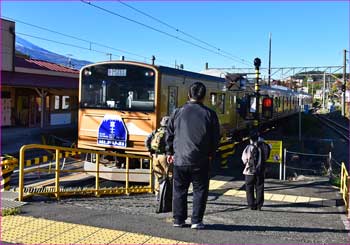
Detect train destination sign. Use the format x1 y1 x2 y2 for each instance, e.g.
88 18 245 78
97 115 127 147
265 140 282 163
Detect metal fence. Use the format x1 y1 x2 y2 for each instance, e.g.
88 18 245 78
283 149 331 180
18 144 153 201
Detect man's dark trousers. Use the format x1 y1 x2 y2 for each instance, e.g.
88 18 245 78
173 164 210 224
245 173 264 208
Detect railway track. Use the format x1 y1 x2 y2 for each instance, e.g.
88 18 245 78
314 114 349 142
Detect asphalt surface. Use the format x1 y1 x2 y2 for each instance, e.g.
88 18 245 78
7 172 347 244
2 113 349 244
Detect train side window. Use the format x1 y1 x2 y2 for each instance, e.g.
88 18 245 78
168 86 178 115
218 94 225 114
210 93 225 114
210 93 216 106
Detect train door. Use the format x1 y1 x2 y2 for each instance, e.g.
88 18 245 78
167 86 178 115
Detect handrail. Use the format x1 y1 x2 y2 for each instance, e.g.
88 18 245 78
340 162 349 212
19 144 152 201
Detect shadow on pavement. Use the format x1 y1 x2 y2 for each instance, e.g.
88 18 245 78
204 223 348 233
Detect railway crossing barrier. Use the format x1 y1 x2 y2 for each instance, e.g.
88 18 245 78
18 144 153 202
218 139 236 168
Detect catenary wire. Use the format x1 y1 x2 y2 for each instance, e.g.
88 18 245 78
117 1 251 66
81 0 250 65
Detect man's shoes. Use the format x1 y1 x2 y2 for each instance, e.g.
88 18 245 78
191 222 205 229
250 206 257 210
257 206 262 211
173 222 186 228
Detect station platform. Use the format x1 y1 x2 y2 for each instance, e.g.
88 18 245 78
1 175 349 244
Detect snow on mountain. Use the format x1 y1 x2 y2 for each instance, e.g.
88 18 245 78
15 36 91 69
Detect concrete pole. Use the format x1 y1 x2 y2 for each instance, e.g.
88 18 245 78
323 72 326 109
342 49 347 117
268 33 272 86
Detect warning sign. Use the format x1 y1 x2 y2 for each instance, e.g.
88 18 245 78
265 140 282 163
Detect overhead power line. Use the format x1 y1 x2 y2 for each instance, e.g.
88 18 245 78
2 16 173 66
2 16 150 61
81 0 250 65
117 0 251 66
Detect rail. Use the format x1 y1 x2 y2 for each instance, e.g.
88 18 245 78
314 114 349 142
340 162 349 214
19 144 153 201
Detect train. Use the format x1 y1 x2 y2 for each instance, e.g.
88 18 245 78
77 60 312 179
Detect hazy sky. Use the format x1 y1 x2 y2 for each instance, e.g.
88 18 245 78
2 1 349 72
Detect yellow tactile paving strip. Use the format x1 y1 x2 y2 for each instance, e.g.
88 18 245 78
0 216 190 244
209 175 327 205
209 176 234 191
223 189 326 204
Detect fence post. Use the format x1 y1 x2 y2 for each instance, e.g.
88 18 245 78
55 149 60 200
340 163 344 193
149 157 153 193
283 148 287 180
347 176 350 218
19 147 25 202
328 152 332 178
125 157 129 195
95 153 100 197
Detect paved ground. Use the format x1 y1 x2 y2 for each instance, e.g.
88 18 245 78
1 175 349 244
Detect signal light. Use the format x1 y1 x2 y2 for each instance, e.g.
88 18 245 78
341 84 346 92
262 97 273 119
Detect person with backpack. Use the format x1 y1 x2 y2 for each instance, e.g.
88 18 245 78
145 116 171 198
241 130 271 211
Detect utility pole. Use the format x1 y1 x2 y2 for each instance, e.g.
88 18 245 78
268 33 272 86
323 72 326 109
254 58 261 130
342 49 347 117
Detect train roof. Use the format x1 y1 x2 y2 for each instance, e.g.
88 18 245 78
157 65 226 83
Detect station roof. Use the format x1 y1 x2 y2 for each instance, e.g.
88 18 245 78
1 56 79 89
15 56 79 74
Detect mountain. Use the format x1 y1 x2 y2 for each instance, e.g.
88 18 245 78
15 36 91 69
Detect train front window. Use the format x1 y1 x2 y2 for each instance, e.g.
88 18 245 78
81 64 156 111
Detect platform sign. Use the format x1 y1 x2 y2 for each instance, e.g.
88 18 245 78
97 115 127 147
265 140 282 163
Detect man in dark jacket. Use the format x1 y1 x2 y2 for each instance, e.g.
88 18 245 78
166 82 220 229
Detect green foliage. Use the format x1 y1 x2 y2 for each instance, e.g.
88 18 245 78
1 207 21 216
330 177 340 188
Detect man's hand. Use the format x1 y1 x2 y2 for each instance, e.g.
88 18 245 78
167 155 174 164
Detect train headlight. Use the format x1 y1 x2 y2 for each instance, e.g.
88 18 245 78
84 69 92 76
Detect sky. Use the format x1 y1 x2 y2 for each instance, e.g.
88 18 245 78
1 0 349 74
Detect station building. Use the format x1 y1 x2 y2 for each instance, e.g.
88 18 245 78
1 18 79 129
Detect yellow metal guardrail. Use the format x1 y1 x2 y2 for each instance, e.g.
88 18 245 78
19 144 153 201
340 162 349 213
1 155 18 191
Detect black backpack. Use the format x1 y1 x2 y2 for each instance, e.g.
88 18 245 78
258 141 271 162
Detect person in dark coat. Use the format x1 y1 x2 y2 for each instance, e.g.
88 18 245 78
166 82 220 229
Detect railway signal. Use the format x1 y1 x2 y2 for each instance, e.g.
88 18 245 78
262 97 273 119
